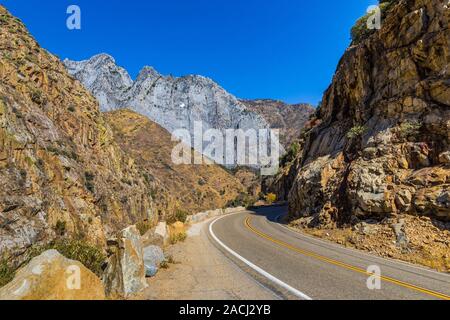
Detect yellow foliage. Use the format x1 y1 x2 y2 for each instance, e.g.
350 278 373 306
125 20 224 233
265 193 277 205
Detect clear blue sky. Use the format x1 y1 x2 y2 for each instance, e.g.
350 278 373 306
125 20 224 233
2 0 374 105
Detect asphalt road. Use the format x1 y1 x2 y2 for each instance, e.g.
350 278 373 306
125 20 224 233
209 206 450 300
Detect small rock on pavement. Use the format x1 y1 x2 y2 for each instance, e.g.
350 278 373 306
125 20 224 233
143 245 165 277
0 250 105 300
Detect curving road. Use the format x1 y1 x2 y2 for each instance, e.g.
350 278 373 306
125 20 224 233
209 206 450 300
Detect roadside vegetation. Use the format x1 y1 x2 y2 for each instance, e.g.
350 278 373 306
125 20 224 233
351 0 399 44
347 125 367 140
264 193 277 205
25 239 106 277
0 256 15 288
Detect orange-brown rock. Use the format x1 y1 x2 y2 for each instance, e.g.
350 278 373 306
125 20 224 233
269 0 449 223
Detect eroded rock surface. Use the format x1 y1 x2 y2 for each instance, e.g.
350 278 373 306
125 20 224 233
0 6 159 262
269 0 449 224
0 250 105 300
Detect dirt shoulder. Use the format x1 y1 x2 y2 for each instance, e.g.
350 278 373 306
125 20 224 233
137 218 278 300
290 214 450 273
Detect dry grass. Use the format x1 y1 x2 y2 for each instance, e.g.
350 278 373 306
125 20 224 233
291 215 450 273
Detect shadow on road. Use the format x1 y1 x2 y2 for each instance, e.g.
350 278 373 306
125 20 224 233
247 204 289 225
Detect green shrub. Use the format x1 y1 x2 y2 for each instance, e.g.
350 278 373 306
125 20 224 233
142 172 151 185
0 15 9 25
167 209 188 224
169 232 187 245
26 239 106 277
166 255 176 264
226 192 255 209
351 1 398 44
280 141 300 166
0 256 15 288
136 220 152 236
12 107 23 119
55 220 66 236
398 121 422 139
84 171 95 193
30 89 43 105
347 125 367 139
19 169 27 180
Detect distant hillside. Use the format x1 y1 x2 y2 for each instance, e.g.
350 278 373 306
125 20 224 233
105 110 250 215
240 99 314 148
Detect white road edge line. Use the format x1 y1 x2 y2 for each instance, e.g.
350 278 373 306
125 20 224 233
209 214 313 301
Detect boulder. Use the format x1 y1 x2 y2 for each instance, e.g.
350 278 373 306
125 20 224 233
0 250 105 300
143 245 165 277
353 221 376 236
186 209 225 224
142 222 169 247
154 222 169 244
103 226 147 298
439 152 450 165
224 207 246 214
395 189 413 212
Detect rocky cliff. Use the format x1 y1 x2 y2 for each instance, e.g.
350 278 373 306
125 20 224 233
240 99 315 148
266 0 449 269
0 6 160 261
64 55 270 161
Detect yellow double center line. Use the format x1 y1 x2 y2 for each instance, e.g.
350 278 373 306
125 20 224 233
244 217 450 300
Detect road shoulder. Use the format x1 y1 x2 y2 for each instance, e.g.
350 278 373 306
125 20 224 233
138 217 278 300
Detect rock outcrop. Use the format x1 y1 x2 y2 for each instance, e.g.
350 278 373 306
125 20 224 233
269 0 449 223
0 6 159 263
0 250 105 300
103 226 147 298
64 55 270 163
240 99 315 148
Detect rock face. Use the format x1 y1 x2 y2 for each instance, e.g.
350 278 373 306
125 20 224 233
0 250 105 300
64 55 270 162
240 99 315 148
0 6 158 262
269 0 450 223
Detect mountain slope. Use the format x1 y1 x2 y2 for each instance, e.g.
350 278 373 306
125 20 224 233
64 55 270 162
105 109 249 215
0 6 160 260
240 99 315 148
266 0 449 270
